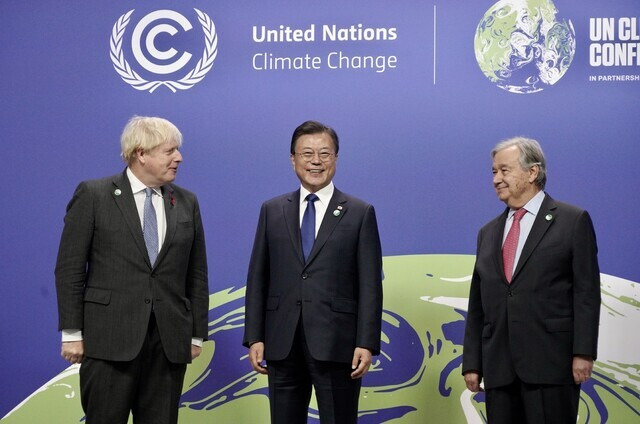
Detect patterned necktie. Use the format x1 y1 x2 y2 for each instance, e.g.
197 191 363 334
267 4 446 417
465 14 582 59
143 188 159 266
502 208 527 283
301 193 319 262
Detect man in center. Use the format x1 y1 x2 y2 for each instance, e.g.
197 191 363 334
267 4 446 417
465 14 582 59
243 120 383 423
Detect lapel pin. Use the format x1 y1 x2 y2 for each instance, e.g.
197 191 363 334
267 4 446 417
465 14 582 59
545 214 553 221
333 209 341 216
114 189 121 196
337 205 343 210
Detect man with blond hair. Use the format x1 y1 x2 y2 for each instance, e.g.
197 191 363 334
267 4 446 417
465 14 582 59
55 116 209 424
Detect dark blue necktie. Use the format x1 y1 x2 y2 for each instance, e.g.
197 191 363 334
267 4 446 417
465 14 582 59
301 193 318 262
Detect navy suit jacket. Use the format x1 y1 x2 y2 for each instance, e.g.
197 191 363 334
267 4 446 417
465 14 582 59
55 171 209 364
242 188 383 363
463 194 600 388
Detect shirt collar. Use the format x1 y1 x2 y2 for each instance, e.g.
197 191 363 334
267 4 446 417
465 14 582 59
299 182 334 206
126 168 161 196
509 190 545 219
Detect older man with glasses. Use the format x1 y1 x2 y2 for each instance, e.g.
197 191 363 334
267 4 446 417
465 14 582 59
243 120 383 424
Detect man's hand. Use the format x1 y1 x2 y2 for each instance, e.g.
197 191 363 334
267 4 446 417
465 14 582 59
464 371 483 392
573 355 594 384
350 347 372 379
191 345 202 360
61 341 84 364
249 342 268 375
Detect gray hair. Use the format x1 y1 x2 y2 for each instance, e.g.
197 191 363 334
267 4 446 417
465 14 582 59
492 136 547 189
120 116 183 164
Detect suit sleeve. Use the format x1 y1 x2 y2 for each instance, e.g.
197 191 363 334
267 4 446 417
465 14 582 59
187 196 209 341
572 210 600 359
355 205 383 355
55 182 94 331
462 230 484 376
242 203 270 348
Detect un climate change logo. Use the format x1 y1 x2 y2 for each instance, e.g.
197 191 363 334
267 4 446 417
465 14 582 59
110 9 218 93
474 0 575 94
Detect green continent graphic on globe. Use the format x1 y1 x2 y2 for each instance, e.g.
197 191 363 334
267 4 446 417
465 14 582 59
3 255 639 423
474 0 575 93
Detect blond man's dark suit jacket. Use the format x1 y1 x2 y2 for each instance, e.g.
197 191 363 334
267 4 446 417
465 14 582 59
463 194 600 388
55 171 209 364
243 188 383 363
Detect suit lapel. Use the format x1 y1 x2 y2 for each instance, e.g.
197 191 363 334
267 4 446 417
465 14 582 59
155 184 176 268
493 209 509 284
283 190 304 265
511 194 557 283
111 171 150 267
305 189 347 266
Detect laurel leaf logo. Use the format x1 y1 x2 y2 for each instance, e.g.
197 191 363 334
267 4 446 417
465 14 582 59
109 9 218 93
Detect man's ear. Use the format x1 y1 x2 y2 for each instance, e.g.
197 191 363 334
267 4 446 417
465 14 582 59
135 148 146 165
528 164 539 183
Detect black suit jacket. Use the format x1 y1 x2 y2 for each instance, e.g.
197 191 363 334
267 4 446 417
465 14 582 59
55 171 209 364
463 194 600 388
243 188 383 363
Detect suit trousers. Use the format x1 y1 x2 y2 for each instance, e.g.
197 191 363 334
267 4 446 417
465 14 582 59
485 376 580 424
79 313 187 424
267 319 362 424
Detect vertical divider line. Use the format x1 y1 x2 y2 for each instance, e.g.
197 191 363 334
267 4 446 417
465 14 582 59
433 5 437 85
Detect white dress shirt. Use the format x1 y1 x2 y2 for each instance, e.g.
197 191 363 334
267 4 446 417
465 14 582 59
299 182 335 237
127 167 167 251
502 190 546 276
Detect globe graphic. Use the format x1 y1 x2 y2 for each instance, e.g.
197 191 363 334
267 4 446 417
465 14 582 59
4 255 639 423
474 0 576 94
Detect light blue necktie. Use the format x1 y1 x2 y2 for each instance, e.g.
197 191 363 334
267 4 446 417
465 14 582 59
301 193 318 263
143 188 158 266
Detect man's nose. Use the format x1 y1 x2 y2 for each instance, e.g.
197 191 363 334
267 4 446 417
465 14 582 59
309 152 325 164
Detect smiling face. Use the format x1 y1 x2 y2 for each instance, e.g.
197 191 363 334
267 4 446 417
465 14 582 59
492 145 540 208
135 139 183 188
290 132 337 193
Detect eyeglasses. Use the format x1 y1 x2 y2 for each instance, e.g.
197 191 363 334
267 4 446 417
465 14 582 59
295 151 336 162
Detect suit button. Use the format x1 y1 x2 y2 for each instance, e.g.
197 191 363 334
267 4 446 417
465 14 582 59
301 273 308 279
507 290 513 297
296 301 302 306
145 298 151 304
